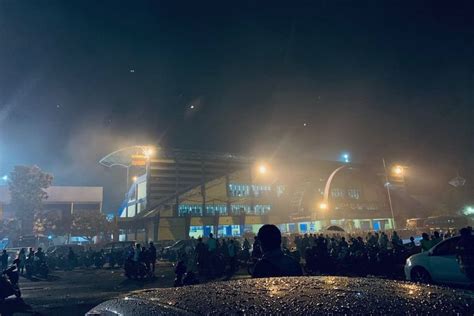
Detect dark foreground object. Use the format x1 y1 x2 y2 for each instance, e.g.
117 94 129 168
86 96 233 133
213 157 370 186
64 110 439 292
87 276 474 315
0 297 36 316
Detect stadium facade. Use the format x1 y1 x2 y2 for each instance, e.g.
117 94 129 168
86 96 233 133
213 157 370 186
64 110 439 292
114 148 394 242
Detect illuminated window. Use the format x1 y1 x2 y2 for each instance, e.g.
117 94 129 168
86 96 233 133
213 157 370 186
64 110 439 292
331 188 345 198
347 189 361 200
254 204 271 215
206 204 227 215
178 204 203 216
252 184 271 197
228 184 251 197
276 185 285 197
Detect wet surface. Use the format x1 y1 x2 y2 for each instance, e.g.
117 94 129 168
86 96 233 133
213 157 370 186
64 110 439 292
90 276 474 315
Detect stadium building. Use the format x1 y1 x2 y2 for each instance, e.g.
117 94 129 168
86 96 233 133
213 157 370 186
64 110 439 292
106 147 394 242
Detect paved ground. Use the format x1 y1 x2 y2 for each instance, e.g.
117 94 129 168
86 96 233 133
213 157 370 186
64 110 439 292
19 262 178 315
12 261 469 315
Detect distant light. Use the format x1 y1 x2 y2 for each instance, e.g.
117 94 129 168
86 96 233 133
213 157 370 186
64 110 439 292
341 153 350 163
319 202 328 210
190 105 195 109
132 176 138 182
48 235 53 240
1 175 7 181
392 165 404 176
143 146 155 159
129 69 135 73
463 206 474 216
258 164 267 175
303 122 308 127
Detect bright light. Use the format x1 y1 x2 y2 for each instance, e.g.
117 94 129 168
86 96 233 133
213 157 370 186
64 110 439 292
190 105 195 109
258 164 267 174
319 202 328 210
143 147 155 159
132 176 138 182
392 165 404 176
341 153 350 163
463 206 474 216
1 175 7 181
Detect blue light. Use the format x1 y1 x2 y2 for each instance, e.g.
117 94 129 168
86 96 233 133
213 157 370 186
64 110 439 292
48 235 53 240
341 153 350 163
1 175 7 181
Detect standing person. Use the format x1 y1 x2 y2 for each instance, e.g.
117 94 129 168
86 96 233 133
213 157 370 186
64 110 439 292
431 231 442 247
243 238 251 252
227 239 237 274
252 225 302 278
456 227 474 281
67 247 76 270
251 236 262 259
379 232 388 250
391 231 402 249
148 242 157 274
17 248 26 274
139 246 147 264
133 244 141 264
207 233 217 253
1 249 9 271
420 233 432 252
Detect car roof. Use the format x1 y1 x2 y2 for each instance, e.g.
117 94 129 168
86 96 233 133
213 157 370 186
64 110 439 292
88 276 474 315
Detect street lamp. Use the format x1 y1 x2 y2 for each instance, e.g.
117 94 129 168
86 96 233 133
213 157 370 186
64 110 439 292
382 158 397 230
319 202 328 210
341 153 350 163
392 165 404 176
258 164 267 175
143 146 156 159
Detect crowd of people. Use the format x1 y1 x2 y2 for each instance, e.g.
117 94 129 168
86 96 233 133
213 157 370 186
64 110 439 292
1 226 472 288
171 225 474 285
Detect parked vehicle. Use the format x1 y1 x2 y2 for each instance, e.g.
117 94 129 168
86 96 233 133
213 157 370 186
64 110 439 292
162 239 197 261
87 276 474 315
405 234 473 287
25 257 49 279
46 244 85 269
103 241 135 267
124 258 151 279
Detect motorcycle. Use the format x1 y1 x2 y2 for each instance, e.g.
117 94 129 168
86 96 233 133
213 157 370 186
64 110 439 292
25 257 49 279
93 252 105 269
124 258 151 279
0 265 21 300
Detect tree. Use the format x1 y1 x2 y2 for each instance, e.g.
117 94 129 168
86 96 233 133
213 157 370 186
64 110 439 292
0 218 21 241
71 212 114 242
8 165 53 235
33 211 72 237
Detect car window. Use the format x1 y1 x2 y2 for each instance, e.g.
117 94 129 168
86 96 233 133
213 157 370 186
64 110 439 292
433 237 459 256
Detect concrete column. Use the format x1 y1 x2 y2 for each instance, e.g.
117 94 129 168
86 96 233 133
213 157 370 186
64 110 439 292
225 174 231 215
153 216 159 242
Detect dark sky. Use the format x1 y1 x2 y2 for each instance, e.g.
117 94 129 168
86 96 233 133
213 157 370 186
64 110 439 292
0 1 473 211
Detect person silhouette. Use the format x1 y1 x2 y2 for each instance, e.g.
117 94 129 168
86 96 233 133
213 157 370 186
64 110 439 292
252 224 302 278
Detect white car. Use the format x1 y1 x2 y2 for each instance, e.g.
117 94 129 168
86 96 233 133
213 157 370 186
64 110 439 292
405 235 473 287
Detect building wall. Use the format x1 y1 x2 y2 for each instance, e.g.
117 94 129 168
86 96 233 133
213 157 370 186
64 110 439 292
0 185 103 220
118 155 395 240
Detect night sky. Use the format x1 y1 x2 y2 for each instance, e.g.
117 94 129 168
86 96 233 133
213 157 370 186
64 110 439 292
0 1 473 211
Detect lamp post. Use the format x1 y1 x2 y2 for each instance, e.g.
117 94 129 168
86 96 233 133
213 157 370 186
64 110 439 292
382 158 397 230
